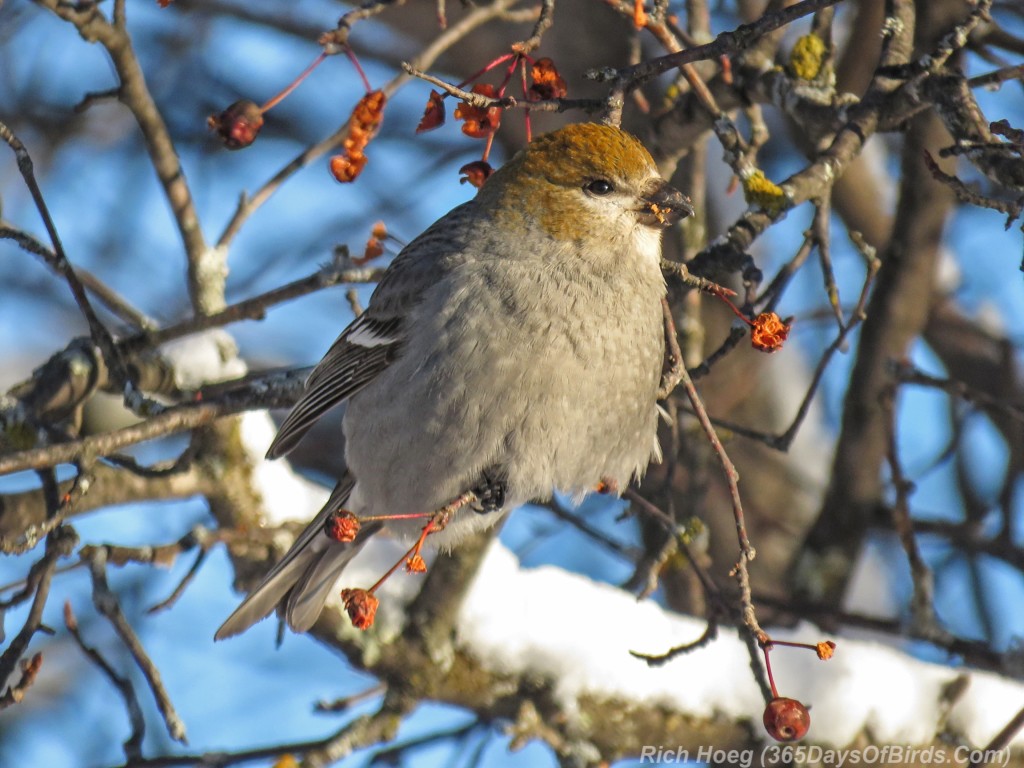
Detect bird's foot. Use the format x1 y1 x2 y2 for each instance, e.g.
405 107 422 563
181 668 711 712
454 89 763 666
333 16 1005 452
472 468 507 513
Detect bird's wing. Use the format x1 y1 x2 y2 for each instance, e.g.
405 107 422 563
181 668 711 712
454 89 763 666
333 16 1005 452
265 202 479 460
265 313 402 459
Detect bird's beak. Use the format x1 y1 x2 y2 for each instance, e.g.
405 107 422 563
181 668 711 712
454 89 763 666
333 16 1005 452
637 179 694 228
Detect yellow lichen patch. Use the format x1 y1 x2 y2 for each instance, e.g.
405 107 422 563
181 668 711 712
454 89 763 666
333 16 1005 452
743 170 788 216
789 33 826 81
3 422 37 451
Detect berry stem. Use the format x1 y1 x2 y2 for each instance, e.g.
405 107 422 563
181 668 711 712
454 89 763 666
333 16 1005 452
366 541 418 595
261 52 327 113
761 643 780 699
495 54 521 98
344 46 373 93
456 53 518 89
357 511 441 523
481 131 496 162
363 490 478 594
768 639 819 652
716 292 756 327
518 60 533 142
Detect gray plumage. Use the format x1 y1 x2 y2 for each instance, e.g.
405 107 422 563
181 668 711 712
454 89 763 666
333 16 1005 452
216 123 692 640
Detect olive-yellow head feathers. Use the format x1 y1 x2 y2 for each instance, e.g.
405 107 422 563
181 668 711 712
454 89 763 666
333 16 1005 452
480 123 692 244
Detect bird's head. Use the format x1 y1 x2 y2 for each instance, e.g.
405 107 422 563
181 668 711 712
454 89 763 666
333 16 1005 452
479 123 693 248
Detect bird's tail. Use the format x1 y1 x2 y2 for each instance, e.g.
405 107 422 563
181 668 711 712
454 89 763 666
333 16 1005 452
215 477 380 639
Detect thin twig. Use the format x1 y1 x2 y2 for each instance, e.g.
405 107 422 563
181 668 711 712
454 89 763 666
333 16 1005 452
0 526 77 698
812 196 845 329
64 602 146 759
923 150 1023 222
620 490 720 602
401 63 518 107
511 0 555 54
0 224 157 331
314 683 387 713
0 122 127 380
705 248 880 453
0 652 43 710
104 441 200 480
146 548 208 614
893 361 1024 421
630 618 718 665
120 262 387 353
401 62 603 115
674 351 763 638
882 386 947 639
84 547 188 744
589 0 844 87
542 497 640 559
36 0 213 313
966 63 1024 90
971 705 1024 767
753 231 816 314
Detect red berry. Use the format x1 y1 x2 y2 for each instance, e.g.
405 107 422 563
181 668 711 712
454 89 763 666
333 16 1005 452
325 511 360 543
207 100 264 150
458 160 493 188
763 697 810 742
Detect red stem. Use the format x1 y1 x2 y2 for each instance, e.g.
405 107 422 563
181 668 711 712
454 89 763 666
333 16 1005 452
456 53 518 89
762 644 780 698
482 131 495 162
768 639 819 652
261 52 327 113
344 46 373 93
358 511 438 523
717 292 756 327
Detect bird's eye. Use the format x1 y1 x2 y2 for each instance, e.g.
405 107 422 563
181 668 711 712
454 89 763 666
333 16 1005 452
585 179 614 196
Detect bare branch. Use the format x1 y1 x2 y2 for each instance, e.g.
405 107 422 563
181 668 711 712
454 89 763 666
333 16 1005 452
64 603 146 760
0 370 304 476
83 547 188 744
589 0 845 87
0 526 77 699
33 0 214 313
0 123 127 381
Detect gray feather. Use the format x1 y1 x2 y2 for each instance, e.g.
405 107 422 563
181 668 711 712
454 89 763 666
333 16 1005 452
266 316 403 459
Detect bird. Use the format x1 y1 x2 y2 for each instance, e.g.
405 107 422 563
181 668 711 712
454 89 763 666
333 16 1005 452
216 122 693 640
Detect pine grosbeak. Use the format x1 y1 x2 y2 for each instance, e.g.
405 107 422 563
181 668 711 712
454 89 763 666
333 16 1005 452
217 123 692 638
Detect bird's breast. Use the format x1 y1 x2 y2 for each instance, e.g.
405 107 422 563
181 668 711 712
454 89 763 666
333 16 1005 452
343 246 666 524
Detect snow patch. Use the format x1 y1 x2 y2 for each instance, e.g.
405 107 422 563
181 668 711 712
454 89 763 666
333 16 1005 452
161 329 248 390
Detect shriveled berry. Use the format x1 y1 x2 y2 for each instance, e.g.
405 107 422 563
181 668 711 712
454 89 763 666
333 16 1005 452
340 588 378 630
416 90 446 133
750 311 792 353
458 160 493 188
763 697 810 742
325 511 360 543
208 99 263 150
